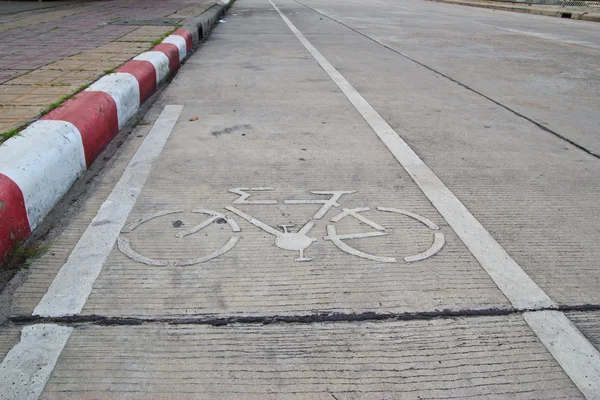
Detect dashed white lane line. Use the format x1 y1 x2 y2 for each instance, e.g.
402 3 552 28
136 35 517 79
268 0 600 396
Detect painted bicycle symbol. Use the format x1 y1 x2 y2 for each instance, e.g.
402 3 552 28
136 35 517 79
118 188 445 266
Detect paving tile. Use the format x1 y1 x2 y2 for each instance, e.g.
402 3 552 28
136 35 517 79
39 317 583 399
10 94 64 106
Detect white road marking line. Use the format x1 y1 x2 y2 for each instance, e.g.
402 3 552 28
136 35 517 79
0 325 73 400
269 0 552 311
524 311 600 399
284 190 356 220
404 232 445 263
225 206 283 237
229 187 278 205
33 104 183 317
269 0 600 395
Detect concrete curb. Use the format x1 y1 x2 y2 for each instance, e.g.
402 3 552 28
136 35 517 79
0 1 234 263
424 0 600 22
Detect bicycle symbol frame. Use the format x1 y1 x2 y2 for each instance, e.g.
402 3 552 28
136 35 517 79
118 188 445 266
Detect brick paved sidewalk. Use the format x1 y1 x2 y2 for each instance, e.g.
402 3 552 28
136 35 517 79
0 0 215 138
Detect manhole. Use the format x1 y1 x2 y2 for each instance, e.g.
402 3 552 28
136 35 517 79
108 17 184 26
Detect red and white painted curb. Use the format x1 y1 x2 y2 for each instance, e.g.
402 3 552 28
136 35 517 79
0 29 197 262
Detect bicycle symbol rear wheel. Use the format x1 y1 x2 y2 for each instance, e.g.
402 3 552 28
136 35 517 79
118 209 240 267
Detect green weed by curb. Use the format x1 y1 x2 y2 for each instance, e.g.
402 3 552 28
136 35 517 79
0 125 27 144
151 28 178 47
42 83 90 114
2 243 49 271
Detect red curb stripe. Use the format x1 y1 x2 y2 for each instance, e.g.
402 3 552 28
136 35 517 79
42 91 119 168
153 43 180 74
0 173 31 261
173 28 193 51
117 60 157 104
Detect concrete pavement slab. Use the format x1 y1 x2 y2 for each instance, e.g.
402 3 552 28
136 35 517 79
298 0 600 155
567 311 600 352
39 316 583 398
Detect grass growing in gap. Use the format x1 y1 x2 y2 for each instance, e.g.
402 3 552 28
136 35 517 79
2 242 49 271
0 125 27 144
150 27 178 47
41 83 90 114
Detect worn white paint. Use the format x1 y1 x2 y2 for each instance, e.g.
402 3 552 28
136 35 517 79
0 324 73 400
122 210 184 233
0 120 86 230
229 187 278 204
524 311 600 399
284 190 356 220
134 51 171 86
269 0 553 310
179 209 241 237
118 209 241 266
226 206 317 261
325 224 395 263
174 237 240 266
163 35 187 61
117 236 169 267
33 105 183 317
331 207 386 231
376 207 445 262
377 207 440 230
225 206 282 237
86 72 140 129
405 232 445 263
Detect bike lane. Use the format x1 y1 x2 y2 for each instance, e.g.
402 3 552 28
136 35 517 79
0 0 596 397
21 3 508 319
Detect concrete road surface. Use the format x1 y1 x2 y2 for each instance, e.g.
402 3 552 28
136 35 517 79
1 0 600 398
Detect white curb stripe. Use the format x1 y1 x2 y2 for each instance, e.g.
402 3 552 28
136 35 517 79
0 120 86 230
134 51 171 86
85 72 140 129
33 105 183 317
163 35 187 61
524 311 600 399
0 324 73 400
270 0 600 395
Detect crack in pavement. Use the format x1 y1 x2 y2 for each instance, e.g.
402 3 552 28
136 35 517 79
9 304 600 327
